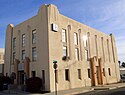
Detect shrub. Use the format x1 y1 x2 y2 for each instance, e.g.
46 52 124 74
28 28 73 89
26 77 42 93
0 76 11 91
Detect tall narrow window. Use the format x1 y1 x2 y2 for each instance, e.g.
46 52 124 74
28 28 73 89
75 48 79 60
13 38 16 49
78 69 81 80
22 34 25 47
22 50 25 60
108 68 111 76
95 35 98 56
32 71 36 77
62 29 66 42
88 69 91 78
83 33 87 47
65 69 70 81
74 33 78 45
103 68 105 76
85 49 88 61
32 47 37 61
63 46 67 56
32 30 36 44
107 39 110 62
101 37 105 62
13 52 16 63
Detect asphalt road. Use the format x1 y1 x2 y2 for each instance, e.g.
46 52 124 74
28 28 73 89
77 87 125 95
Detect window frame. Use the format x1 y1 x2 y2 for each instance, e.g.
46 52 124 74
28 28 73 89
78 69 82 80
74 32 78 45
22 50 25 60
32 47 37 61
65 69 70 81
62 29 67 43
22 34 26 47
75 48 79 60
13 37 16 49
32 29 36 44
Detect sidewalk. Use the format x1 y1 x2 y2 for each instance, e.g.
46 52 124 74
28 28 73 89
0 83 125 95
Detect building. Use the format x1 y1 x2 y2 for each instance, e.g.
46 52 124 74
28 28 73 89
4 4 120 92
0 48 4 74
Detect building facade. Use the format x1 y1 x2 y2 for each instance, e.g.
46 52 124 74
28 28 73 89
4 4 120 92
0 48 4 74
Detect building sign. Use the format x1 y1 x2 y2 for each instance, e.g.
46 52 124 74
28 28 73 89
52 23 58 32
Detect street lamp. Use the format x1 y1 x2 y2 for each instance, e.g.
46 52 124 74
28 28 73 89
53 60 58 95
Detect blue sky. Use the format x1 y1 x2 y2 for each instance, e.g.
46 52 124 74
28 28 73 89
0 0 125 62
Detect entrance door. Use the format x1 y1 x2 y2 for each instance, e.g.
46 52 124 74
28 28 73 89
42 70 45 90
96 66 100 85
18 71 24 85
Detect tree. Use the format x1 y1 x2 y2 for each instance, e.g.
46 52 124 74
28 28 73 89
122 62 125 67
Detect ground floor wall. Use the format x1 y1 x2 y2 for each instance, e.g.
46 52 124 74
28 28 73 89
4 57 120 92
49 57 120 92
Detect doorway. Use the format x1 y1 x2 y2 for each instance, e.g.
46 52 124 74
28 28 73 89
41 70 45 90
18 71 24 85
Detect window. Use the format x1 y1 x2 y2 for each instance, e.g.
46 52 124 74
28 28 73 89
22 34 25 47
78 69 81 80
65 69 70 81
13 38 16 49
87 32 90 46
103 68 105 76
74 33 78 45
32 71 36 77
83 33 87 47
62 29 66 42
32 30 36 44
108 68 111 76
63 46 67 56
13 52 16 63
22 50 25 60
55 70 58 83
88 69 91 78
75 48 79 60
32 47 37 61
85 49 88 61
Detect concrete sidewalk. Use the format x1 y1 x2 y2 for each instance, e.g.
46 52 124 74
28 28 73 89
0 83 125 95
93 83 125 90
46 83 125 95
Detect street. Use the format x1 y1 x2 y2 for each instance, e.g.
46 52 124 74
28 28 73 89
78 87 125 95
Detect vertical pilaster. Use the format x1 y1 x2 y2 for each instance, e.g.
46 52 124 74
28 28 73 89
4 24 14 76
110 34 120 82
24 57 30 79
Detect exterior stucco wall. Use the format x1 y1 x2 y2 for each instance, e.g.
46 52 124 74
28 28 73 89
48 4 120 91
4 4 120 92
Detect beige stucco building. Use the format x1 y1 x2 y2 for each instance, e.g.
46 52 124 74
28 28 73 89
4 4 120 92
0 48 4 74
